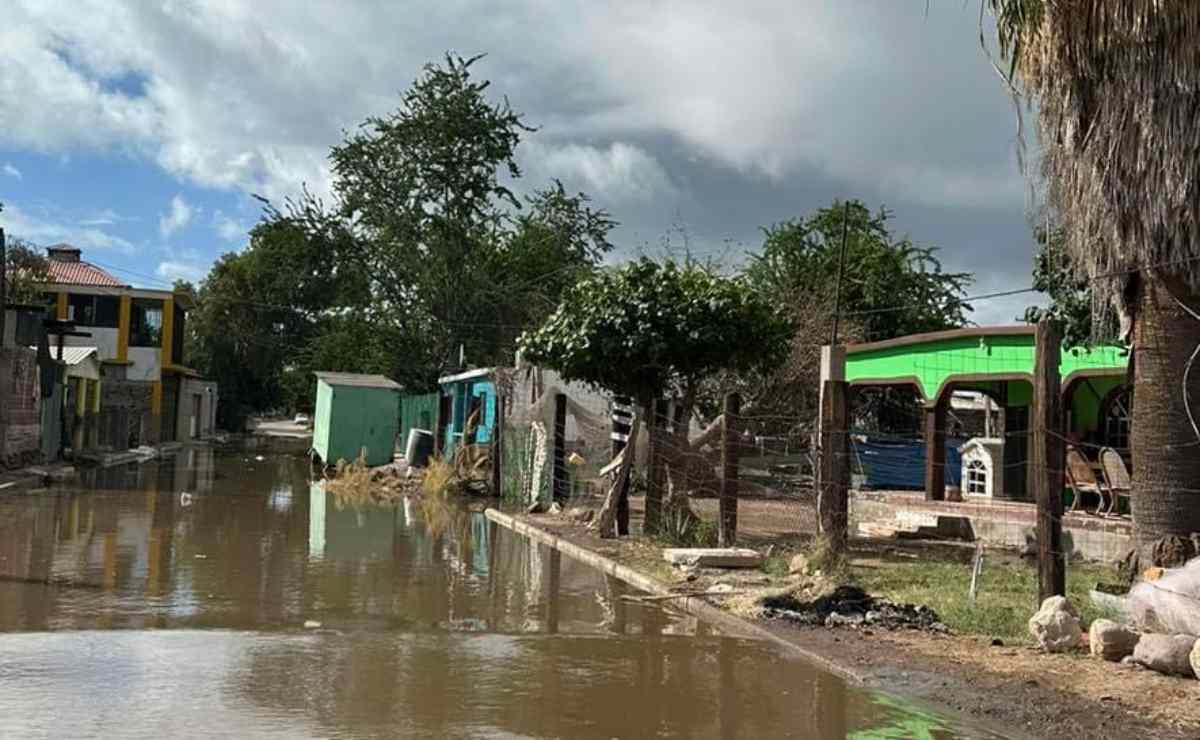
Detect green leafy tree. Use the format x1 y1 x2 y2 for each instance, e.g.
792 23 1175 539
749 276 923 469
1020 225 1115 348
479 181 615 362
328 52 532 375
3 235 51 305
746 200 971 341
739 200 971 436
519 258 790 533
988 2 1200 562
188 215 373 427
245 55 612 392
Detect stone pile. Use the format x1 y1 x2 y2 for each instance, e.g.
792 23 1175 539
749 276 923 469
1030 593 1200 681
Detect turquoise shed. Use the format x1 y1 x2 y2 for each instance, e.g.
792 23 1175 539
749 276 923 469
437 368 496 458
312 372 402 467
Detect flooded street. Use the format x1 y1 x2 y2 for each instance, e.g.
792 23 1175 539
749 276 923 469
0 448 999 739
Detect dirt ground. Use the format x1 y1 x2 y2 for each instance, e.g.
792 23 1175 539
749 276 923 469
517 500 1200 740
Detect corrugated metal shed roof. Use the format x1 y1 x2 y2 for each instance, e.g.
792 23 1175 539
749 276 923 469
45 259 128 288
314 372 402 390
29 345 99 366
438 367 494 385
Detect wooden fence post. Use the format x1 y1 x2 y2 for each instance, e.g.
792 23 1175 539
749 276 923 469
719 392 741 547
491 394 505 498
923 399 947 501
818 379 849 552
1033 320 1066 602
552 392 568 505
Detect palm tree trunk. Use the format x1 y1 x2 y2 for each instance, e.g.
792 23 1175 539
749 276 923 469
1131 277 1200 564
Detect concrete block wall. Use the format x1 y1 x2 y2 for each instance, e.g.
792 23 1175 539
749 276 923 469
850 490 1132 563
99 364 155 448
0 348 43 469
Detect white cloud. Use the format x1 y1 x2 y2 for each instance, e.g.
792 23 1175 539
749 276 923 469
158 193 193 238
156 260 206 284
0 201 133 252
0 1 1023 213
522 141 675 203
3 163 21 179
79 208 122 226
211 210 248 243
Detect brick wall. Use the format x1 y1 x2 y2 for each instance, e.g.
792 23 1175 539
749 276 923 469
0 348 43 469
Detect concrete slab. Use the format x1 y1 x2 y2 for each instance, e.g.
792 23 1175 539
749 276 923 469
662 548 763 569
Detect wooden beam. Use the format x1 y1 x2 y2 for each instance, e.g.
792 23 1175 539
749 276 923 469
923 400 947 501
818 380 849 551
1033 320 1066 601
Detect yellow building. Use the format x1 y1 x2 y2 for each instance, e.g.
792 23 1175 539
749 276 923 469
39 245 218 447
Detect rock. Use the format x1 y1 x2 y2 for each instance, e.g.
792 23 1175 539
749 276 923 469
662 548 763 569
788 554 810 575
1028 596 1082 653
825 611 865 628
1133 633 1197 677
1089 619 1141 661
303 620 322 629
1188 640 1200 678
565 507 594 524
548 501 564 515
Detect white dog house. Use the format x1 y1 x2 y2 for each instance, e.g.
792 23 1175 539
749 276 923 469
960 437 1004 498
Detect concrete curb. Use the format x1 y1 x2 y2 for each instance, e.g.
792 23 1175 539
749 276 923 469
484 507 866 684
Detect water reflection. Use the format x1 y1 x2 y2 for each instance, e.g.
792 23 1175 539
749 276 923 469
0 449 1003 739
0 449 702 636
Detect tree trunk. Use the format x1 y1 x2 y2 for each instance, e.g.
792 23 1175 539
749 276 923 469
1131 276 1200 564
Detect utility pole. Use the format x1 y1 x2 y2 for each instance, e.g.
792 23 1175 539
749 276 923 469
830 201 852 345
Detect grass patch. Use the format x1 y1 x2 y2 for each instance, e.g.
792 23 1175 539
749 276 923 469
853 552 1117 642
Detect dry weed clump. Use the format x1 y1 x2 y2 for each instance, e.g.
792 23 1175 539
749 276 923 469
327 449 418 507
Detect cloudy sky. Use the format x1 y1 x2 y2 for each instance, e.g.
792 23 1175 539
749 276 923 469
0 0 1041 323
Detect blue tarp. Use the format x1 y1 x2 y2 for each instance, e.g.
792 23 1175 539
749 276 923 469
850 435 965 490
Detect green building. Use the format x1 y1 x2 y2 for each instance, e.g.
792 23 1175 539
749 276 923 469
823 325 1130 500
312 372 402 467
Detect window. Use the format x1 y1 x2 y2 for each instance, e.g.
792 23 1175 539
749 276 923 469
66 294 120 328
1103 386 1132 451
966 458 988 496
130 299 163 347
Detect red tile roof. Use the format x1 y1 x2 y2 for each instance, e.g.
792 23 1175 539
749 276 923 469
44 255 128 288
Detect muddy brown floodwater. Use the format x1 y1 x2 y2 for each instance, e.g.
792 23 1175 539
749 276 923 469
0 448 1009 739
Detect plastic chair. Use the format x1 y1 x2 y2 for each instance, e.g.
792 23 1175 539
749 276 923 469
1099 447 1132 517
1065 446 1106 515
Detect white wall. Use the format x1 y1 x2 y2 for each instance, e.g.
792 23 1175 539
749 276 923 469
127 347 161 381
64 327 119 358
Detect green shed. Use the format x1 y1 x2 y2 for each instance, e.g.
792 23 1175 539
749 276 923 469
312 372 402 467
